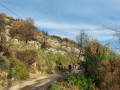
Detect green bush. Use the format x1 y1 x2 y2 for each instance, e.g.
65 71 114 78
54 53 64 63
1 82 5 87
0 56 8 70
50 84 61 90
9 58 29 80
46 59 53 73
15 66 29 80
50 83 70 90
50 73 96 90
38 51 70 74
56 57 68 67
66 74 95 90
84 40 106 80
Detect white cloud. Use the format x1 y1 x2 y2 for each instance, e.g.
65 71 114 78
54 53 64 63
36 21 114 41
36 21 99 30
1 0 117 42
87 29 114 41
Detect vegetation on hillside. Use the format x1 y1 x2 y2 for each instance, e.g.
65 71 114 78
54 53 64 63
50 36 120 90
50 73 95 90
10 18 38 44
0 13 79 87
0 13 120 90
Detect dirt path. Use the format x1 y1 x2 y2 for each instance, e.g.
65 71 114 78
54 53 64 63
8 70 81 90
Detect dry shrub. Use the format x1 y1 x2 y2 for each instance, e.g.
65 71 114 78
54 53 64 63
51 35 62 41
10 18 38 43
40 30 48 35
90 42 103 55
70 86 79 90
0 14 5 33
62 38 70 42
70 40 77 45
0 44 11 58
16 49 38 68
41 42 51 48
90 43 98 54
98 58 120 90
99 60 111 72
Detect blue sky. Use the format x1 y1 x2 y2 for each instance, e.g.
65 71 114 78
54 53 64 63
0 0 120 52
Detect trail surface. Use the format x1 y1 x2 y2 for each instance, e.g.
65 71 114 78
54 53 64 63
8 70 81 90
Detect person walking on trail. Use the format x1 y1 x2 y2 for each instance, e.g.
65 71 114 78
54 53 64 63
73 64 76 70
68 64 71 73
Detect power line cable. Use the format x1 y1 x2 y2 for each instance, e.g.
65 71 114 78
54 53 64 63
0 0 8 5
0 1 22 19
0 1 38 28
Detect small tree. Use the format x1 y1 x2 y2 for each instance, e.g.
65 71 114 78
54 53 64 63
103 25 120 50
84 39 103 75
76 30 87 58
98 58 120 90
10 18 38 44
40 30 48 35
76 30 87 46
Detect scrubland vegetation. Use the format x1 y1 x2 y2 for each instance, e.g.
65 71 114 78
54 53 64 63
0 13 120 90
50 74 95 90
50 35 120 90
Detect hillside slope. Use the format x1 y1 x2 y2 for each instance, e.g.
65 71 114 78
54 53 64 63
0 13 83 88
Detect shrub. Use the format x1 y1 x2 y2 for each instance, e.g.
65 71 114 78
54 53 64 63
84 40 106 79
0 13 6 33
62 38 70 42
50 73 96 90
56 57 68 67
0 44 11 58
41 42 51 49
0 56 8 70
40 30 48 35
50 84 60 90
10 18 38 44
66 74 95 90
46 58 54 74
9 58 29 80
50 83 70 90
14 65 29 80
16 49 38 67
70 40 78 45
51 35 62 41
97 58 120 90
84 39 120 89
1 82 5 87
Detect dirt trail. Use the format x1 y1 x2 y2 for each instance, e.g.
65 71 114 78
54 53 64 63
8 70 81 90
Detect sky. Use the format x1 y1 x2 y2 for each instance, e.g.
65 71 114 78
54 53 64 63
0 0 120 52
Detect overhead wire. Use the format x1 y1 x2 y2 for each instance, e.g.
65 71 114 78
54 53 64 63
0 1 22 19
0 0 39 28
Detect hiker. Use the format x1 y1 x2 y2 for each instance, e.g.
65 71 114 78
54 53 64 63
68 64 71 73
73 64 76 70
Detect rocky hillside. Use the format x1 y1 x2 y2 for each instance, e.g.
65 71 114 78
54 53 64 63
2 13 83 58
0 13 84 88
